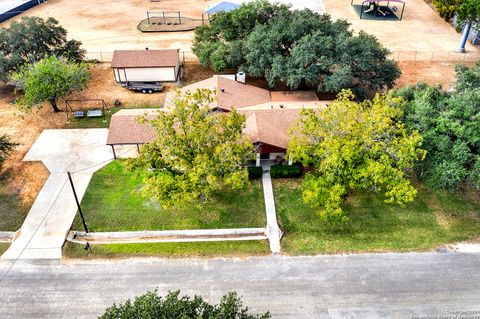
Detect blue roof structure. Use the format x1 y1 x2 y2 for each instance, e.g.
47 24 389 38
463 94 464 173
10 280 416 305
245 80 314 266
204 1 241 15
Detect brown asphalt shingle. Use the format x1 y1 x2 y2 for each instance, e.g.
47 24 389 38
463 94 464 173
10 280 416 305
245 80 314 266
111 49 179 68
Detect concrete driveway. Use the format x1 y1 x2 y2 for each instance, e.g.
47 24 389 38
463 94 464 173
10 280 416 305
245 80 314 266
1 129 113 260
0 252 479 318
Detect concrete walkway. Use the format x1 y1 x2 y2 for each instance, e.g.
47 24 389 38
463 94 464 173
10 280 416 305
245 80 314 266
1 129 113 260
68 228 267 244
261 169 282 254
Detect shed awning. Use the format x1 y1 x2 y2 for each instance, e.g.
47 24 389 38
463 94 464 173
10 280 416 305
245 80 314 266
204 1 241 14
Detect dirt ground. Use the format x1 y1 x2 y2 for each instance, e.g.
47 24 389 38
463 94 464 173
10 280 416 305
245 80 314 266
324 0 478 54
0 0 213 53
3 0 478 57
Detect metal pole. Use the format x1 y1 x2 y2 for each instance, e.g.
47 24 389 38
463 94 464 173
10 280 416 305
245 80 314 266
400 3 405 20
147 11 150 24
457 22 471 53
67 171 89 233
178 11 181 25
111 145 117 159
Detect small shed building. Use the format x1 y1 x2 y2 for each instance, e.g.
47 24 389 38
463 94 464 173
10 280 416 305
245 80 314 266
111 49 180 84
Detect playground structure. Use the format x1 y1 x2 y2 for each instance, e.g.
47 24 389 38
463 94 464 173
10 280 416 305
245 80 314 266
65 99 110 123
138 11 204 32
351 0 406 20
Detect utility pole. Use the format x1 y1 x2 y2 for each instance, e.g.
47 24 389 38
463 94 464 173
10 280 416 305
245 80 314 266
67 171 89 233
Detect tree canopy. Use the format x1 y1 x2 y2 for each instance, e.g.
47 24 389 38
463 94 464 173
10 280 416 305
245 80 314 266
99 290 270 319
288 91 425 222
0 135 17 166
11 55 90 113
193 0 400 98
396 62 480 190
0 16 85 82
133 89 254 207
456 0 480 28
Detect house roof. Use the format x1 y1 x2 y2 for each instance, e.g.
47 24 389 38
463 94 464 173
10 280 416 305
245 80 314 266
106 109 160 145
217 77 271 110
204 1 241 14
164 76 320 111
239 108 302 150
111 49 179 68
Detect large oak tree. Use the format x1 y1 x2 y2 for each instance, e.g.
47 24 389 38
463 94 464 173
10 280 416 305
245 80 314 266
193 0 400 98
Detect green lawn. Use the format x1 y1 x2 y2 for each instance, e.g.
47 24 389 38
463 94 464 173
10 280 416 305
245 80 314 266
0 243 9 255
0 175 29 231
72 160 266 231
65 108 120 129
274 179 480 254
63 240 270 258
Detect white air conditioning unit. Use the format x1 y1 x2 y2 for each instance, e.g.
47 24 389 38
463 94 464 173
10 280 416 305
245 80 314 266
236 71 246 83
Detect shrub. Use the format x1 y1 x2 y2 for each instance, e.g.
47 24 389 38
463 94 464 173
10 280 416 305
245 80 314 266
270 164 302 178
99 290 270 319
248 166 263 179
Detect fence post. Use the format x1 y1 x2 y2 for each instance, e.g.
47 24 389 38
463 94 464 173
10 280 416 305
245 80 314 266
100 52 103 62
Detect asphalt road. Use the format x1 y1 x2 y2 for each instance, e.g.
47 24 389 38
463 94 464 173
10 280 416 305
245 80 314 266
0 252 479 319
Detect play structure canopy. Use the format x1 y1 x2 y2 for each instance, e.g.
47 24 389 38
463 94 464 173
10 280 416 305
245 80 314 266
351 0 406 20
204 1 241 15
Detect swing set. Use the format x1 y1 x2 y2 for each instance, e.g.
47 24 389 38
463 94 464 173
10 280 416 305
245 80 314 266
65 99 110 123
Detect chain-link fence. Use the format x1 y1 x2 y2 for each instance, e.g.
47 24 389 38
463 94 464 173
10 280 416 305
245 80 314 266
389 50 480 62
86 50 480 63
85 50 197 63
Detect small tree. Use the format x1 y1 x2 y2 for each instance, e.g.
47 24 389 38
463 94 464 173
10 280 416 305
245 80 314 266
288 91 425 222
0 135 17 166
11 55 90 113
0 16 85 82
99 290 270 319
133 89 254 207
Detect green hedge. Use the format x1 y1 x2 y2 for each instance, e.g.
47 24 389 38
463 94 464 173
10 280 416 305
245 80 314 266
270 164 302 178
248 166 263 179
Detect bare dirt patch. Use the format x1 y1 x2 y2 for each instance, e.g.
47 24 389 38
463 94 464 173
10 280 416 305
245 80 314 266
394 61 471 89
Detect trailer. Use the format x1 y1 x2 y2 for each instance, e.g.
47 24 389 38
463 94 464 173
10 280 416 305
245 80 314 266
125 82 164 94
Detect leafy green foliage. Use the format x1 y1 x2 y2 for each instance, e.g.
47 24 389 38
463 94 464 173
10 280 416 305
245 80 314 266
433 0 461 21
133 89 255 208
0 135 17 166
288 90 425 222
270 164 302 178
0 16 85 82
193 0 400 98
396 63 480 190
456 0 480 27
11 55 90 112
99 290 270 319
455 61 480 91
247 166 263 179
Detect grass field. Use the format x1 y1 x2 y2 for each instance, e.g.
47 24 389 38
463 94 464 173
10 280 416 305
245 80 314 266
72 160 266 232
0 243 9 255
0 177 29 231
274 179 480 254
63 240 270 258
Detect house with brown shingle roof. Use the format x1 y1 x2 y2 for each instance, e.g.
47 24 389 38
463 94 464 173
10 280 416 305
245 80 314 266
164 75 324 111
108 76 327 164
111 49 181 84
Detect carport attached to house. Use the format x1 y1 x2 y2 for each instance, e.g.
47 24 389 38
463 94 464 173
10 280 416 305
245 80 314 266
106 109 158 158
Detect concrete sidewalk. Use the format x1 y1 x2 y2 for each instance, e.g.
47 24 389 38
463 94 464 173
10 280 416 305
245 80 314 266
261 170 282 254
1 129 113 260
